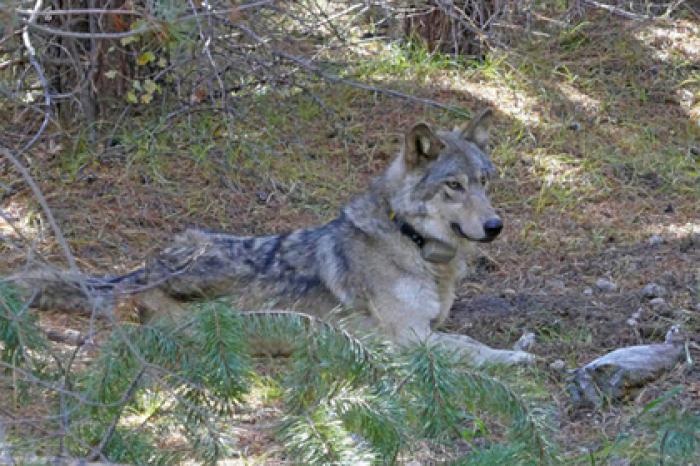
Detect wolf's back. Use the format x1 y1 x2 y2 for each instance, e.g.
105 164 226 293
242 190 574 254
8 222 351 314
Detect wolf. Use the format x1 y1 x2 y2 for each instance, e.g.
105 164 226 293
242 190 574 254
26 108 535 366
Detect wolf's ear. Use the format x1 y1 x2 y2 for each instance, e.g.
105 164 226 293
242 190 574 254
460 108 493 150
404 123 444 169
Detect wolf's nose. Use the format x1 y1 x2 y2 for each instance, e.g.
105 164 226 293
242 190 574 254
483 218 503 238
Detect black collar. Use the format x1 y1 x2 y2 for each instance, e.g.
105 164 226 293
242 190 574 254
390 211 425 248
389 210 457 263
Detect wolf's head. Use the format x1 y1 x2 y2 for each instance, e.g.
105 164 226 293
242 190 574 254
383 109 502 253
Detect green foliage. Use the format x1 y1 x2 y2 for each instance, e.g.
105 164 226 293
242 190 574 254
355 40 468 83
268 314 554 464
400 343 553 464
583 387 700 465
0 282 46 375
0 285 552 464
190 301 251 405
281 408 377 465
68 303 252 464
403 342 467 439
640 390 700 463
457 442 535 466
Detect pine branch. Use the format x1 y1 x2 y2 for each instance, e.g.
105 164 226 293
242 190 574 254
190 301 251 405
327 383 404 462
0 283 48 375
280 408 375 465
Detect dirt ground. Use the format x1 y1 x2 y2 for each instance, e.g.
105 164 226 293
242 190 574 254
451 229 699 456
454 235 699 358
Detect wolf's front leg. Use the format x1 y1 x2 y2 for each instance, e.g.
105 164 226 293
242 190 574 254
428 332 536 367
370 294 535 367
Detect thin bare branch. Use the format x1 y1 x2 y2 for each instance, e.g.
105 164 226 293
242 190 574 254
15 8 143 16
235 24 471 116
581 0 652 20
87 369 146 461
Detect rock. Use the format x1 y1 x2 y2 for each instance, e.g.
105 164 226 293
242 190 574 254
631 308 643 320
568 121 582 131
582 287 593 296
546 278 565 290
609 458 631 466
648 234 663 246
649 297 667 311
513 331 536 351
595 278 617 292
625 318 637 327
641 282 667 299
550 359 566 371
567 327 685 408
695 303 700 312
679 233 699 253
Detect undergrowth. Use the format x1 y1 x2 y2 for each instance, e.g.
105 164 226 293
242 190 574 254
0 286 556 464
3 283 697 464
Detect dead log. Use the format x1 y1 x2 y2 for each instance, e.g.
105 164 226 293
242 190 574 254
567 326 688 409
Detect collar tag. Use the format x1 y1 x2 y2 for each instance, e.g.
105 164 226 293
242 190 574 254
421 240 457 263
390 211 457 263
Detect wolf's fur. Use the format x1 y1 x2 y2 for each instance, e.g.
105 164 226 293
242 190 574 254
24 109 534 366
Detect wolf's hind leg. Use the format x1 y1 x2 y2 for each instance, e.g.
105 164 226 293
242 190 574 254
128 288 189 325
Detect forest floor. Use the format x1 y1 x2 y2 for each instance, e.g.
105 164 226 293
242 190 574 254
1 7 699 465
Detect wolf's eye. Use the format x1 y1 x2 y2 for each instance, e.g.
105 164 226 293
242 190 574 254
445 181 464 191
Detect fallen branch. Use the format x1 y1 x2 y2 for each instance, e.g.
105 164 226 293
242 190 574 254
21 2 274 39
567 326 687 409
0 457 126 466
15 7 142 16
44 328 87 346
581 0 652 20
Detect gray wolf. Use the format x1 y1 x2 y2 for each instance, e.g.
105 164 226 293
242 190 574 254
26 109 535 366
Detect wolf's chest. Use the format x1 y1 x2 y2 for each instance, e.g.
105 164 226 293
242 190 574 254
429 261 464 326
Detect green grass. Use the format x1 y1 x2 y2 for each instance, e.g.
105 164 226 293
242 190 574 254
567 390 699 465
354 40 470 82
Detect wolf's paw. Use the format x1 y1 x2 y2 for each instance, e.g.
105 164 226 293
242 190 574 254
473 348 538 367
508 350 537 365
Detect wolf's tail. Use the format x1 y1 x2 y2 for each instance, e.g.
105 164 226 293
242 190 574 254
7 228 232 313
7 266 148 313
